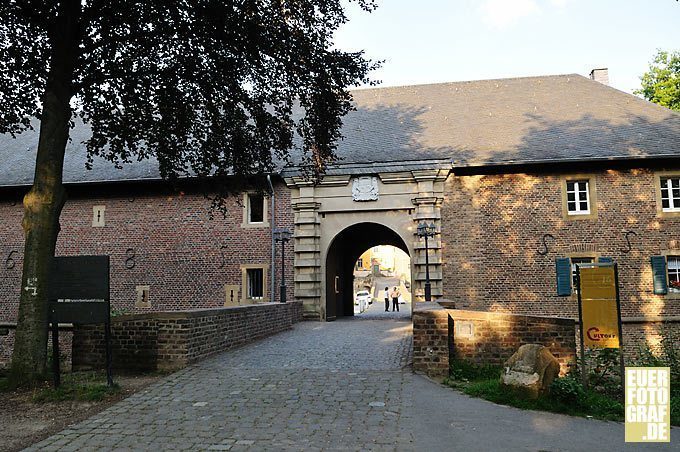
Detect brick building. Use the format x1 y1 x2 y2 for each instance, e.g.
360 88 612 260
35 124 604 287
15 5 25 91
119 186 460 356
1 69 679 363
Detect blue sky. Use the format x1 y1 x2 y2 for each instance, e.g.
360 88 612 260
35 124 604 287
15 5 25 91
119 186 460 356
334 0 680 94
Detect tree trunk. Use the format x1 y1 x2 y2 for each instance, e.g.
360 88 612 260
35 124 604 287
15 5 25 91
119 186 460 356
9 0 82 386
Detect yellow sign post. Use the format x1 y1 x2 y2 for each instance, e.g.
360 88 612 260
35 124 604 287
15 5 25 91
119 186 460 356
576 263 625 389
579 265 621 348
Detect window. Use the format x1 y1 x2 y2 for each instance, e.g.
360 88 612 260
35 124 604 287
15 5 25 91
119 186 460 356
566 180 590 215
248 193 264 223
356 258 363 270
556 256 607 296
571 257 595 291
242 192 268 228
660 177 680 212
246 268 264 300
668 256 680 293
561 175 597 220
240 265 268 302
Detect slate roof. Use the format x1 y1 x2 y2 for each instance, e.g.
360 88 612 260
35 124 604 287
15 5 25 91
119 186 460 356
328 74 680 170
2 74 679 187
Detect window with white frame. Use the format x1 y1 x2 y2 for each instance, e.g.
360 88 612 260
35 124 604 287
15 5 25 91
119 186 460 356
660 177 680 212
571 257 595 291
668 256 680 293
566 180 590 215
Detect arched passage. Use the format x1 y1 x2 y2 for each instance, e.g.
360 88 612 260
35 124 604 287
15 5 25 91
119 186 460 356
325 222 410 321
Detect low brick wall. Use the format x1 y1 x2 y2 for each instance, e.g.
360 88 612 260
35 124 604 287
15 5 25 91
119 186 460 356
413 302 577 378
73 301 303 372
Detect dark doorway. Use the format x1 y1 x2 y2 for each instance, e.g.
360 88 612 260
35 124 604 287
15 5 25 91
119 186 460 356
325 222 409 321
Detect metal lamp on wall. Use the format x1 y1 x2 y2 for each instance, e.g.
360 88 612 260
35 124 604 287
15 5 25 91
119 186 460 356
273 227 292 303
416 222 437 302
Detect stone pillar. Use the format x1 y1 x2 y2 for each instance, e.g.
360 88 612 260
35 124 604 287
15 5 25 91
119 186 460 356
288 181 323 319
412 170 447 301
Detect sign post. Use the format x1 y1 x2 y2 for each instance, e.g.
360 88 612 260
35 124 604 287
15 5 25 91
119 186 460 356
576 262 625 392
48 255 113 387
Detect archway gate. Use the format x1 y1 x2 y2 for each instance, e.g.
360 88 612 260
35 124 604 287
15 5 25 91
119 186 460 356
284 166 449 320
325 223 410 320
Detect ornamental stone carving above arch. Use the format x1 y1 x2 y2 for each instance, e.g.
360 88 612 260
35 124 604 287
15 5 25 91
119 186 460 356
351 176 379 201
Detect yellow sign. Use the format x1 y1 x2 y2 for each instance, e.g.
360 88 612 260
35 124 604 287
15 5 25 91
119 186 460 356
579 265 620 348
625 367 671 442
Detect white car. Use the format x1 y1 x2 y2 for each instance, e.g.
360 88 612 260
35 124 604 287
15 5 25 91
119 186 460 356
355 290 371 310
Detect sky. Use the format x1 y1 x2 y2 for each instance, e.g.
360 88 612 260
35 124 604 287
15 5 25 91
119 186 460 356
334 0 680 94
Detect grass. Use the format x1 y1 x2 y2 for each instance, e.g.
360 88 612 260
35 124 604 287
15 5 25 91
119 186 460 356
446 359 680 426
460 378 625 422
32 382 119 403
30 371 120 403
444 359 627 423
0 368 119 401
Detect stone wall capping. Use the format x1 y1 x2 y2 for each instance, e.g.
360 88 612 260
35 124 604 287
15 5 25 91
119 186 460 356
73 302 303 372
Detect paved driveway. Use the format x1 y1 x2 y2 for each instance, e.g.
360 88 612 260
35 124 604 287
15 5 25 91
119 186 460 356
27 317 677 451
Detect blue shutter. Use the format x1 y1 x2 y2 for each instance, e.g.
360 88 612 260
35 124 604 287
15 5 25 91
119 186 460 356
651 256 668 295
598 257 613 264
556 258 572 296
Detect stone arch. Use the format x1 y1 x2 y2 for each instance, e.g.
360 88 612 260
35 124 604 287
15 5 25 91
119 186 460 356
324 222 411 320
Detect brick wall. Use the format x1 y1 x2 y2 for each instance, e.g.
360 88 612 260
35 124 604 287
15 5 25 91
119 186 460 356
413 302 577 378
73 301 303 372
441 168 680 319
0 179 295 324
621 320 680 361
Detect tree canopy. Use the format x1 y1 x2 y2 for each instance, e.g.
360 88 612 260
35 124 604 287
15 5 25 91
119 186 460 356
1 0 379 181
0 0 378 384
635 50 680 112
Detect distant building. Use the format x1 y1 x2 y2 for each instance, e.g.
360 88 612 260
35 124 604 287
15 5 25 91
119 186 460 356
355 246 410 280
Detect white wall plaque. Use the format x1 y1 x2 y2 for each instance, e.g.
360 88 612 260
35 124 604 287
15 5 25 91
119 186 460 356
351 176 379 201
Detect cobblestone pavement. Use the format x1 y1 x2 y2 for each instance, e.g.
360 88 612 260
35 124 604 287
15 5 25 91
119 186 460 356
25 317 678 451
354 297 411 321
27 319 415 451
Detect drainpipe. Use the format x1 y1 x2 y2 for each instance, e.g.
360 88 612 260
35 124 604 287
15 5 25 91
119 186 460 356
266 174 276 302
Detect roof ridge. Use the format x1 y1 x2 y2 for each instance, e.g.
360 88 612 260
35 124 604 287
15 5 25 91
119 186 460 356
350 73 583 93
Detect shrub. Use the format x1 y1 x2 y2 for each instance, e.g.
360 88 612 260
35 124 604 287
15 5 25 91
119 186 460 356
550 375 585 405
634 325 680 385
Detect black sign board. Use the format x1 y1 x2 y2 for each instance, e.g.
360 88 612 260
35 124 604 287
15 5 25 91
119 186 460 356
48 255 113 387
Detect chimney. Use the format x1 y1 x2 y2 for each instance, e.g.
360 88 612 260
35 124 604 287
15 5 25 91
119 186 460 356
589 68 609 85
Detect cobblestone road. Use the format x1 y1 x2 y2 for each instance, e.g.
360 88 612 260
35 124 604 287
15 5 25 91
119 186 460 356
26 315 677 451
27 319 414 451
